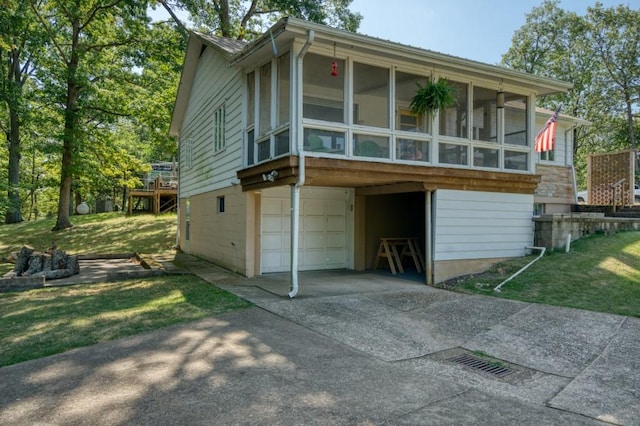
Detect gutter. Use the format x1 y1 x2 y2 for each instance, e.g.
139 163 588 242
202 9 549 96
288 29 315 299
266 17 572 95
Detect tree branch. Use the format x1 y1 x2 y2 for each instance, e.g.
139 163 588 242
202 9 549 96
84 106 132 118
80 0 125 31
28 0 68 63
238 0 259 40
158 0 189 35
84 38 134 53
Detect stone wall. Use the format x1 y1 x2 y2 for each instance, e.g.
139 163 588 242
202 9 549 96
534 213 640 250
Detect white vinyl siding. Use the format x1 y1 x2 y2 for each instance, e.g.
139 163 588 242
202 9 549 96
434 190 534 261
179 47 243 197
182 136 193 169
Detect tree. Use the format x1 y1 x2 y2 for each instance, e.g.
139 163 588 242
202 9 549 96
0 0 42 223
131 21 186 162
502 1 593 157
501 0 640 186
586 3 639 149
157 0 362 40
30 0 151 230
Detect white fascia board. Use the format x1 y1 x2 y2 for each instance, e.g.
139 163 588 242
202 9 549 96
232 17 572 97
169 35 205 136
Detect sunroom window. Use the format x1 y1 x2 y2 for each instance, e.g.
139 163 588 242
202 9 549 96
505 150 528 170
303 53 345 123
259 63 271 135
439 80 468 138
395 71 429 133
277 53 290 126
353 62 389 128
275 130 289 156
397 138 429 162
247 72 255 126
439 142 468 165
246 72 255 166
504 94 528 146
473 147 499 168
246 129 255 165
354 134 389 158
472 86 497 142
304 128 345 154
257 138 270 162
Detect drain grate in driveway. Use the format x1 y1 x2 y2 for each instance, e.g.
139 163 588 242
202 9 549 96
448 353 514 378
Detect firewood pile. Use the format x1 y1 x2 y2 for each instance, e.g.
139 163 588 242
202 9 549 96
5 244 80 280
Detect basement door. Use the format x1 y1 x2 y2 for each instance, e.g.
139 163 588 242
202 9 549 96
261 186 351 273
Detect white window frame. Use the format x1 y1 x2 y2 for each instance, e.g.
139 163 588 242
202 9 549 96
213 104 226 152
184 136 193 169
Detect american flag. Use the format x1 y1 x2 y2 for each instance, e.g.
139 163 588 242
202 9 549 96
535 107 561 153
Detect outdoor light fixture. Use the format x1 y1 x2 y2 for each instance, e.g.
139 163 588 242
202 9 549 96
262 170 279 182
496 91 505 109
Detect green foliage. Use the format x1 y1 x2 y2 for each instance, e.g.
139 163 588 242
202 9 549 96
501 0 640 175
450 232 640 318
162 0 362 40
0 275 252 367
410 78 456 117
129 21 186 162
0 0 47 223
28 0 159 229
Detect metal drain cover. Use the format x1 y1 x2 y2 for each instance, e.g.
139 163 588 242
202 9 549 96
448 353 514 378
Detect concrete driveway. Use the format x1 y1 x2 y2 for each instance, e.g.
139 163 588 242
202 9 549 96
1 260 638 425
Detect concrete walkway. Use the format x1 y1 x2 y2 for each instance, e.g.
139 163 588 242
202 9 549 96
1 255 638 425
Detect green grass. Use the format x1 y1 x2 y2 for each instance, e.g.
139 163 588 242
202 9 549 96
0 275 252 367
0 212 177 257
0 212 252 367
446 231 640 317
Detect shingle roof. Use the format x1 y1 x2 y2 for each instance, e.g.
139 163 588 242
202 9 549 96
192 31 246 56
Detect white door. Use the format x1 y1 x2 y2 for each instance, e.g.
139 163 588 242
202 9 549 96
261 187 351 273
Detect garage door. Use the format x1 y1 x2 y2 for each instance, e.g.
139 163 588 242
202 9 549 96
261 187 351 273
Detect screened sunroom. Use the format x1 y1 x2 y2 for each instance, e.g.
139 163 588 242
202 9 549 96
244 46 533 173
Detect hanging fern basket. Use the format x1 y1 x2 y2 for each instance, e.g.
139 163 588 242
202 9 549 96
410 78 456 117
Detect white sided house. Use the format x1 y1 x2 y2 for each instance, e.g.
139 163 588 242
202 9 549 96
169 17 581 292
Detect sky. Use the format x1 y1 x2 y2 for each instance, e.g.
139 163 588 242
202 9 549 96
347 0 640 65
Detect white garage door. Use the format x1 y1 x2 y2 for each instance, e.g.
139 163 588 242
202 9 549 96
261 187 351 273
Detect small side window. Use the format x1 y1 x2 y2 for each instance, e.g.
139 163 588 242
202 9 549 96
217 196 225 214
213 105 226 152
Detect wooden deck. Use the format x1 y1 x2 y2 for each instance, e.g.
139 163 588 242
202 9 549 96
128 177 177 214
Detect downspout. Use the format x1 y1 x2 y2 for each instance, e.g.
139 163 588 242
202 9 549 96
566 125 579 203
289 29 314 299
494 246 546 293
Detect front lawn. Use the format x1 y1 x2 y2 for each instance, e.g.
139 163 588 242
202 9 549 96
445 231 640 318
0 275 252 367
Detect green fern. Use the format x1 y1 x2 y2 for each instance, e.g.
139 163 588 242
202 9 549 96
410 78 457 116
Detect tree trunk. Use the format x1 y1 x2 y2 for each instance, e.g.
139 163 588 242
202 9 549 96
122 185 127 212
625 96 636 149
75 190 82 210
219 0 231 38
5 113 23 223
52 147 73 230
5 49 24 224
52 18 81 231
